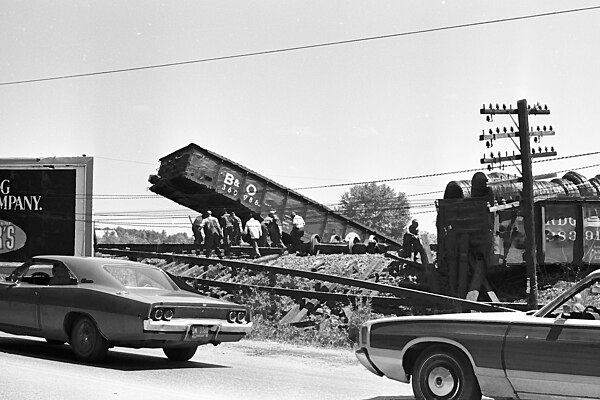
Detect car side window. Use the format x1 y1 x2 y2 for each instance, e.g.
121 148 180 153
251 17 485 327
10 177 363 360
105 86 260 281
49 263 76 286
6 262 76 286
6 263 30 282
10 263 54 285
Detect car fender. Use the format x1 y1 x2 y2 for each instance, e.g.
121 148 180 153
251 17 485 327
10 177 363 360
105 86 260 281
401 336 515 399
64 311 108 342
402 336 477 371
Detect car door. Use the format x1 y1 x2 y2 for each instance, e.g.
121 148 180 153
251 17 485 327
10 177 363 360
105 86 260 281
0 262 54 331
4 282 42 330
503 316 600 399
38 263 78 336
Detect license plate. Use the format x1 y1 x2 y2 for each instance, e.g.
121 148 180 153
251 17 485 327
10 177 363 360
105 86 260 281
191 325 209 339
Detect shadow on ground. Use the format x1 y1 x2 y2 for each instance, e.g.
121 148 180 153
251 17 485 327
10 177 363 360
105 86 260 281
0 336 229 371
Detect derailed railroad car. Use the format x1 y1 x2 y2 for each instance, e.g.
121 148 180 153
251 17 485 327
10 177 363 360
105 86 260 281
148 143 401 252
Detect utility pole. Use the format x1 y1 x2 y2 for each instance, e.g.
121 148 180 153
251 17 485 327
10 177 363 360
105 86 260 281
480 100 556 308
517 99 539 308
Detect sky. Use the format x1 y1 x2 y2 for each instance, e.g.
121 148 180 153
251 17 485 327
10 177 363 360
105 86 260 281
2 1 600 236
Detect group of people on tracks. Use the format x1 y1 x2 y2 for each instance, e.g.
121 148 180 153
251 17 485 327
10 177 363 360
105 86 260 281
191 209 305 259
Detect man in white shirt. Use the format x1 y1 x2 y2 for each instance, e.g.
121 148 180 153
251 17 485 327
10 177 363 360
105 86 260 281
290 211 305 254
244 213 262 258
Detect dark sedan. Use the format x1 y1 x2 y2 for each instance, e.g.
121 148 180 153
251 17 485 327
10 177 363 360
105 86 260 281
356 270 600 400
0 256 252 362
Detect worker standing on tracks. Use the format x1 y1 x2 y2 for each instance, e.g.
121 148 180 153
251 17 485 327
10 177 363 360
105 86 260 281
290 211 305 254
244 213 262 258
259 214 271 247
230 211 243 245
191 213 205 246
203 210 223 258
268 210 285 248
402 219 425 262
220 209 234 248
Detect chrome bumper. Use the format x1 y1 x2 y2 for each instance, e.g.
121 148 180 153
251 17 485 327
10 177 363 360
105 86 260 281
355 348 384 377
143 318 252 337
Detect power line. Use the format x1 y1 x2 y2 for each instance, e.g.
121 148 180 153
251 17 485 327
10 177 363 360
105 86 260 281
2 6 600 87
293 151 600 190
294 167 483 190
95 156 156 166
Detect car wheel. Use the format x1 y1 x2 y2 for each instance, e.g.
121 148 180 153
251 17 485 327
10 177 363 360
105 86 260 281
412 347 481 400
163 346 197 362
71 316 108 362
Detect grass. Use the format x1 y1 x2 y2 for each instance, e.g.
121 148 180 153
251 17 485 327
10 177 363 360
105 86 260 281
233 288 380 349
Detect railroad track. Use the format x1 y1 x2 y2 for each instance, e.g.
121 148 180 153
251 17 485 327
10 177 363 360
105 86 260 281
96 247 520 314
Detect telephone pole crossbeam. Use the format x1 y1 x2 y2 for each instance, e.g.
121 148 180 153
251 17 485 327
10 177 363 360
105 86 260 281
480 104 550 115
479 131 556 141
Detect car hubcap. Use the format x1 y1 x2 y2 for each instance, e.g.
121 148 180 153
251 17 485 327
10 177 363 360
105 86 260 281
428 366 455 396
78 322 93 353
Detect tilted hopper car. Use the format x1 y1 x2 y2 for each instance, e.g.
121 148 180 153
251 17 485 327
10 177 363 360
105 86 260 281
148 143 402 252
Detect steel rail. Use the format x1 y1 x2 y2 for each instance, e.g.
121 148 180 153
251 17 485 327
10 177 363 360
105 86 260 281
98 248 511 312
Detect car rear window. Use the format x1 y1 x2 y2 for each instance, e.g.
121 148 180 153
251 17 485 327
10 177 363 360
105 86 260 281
103 264 177 290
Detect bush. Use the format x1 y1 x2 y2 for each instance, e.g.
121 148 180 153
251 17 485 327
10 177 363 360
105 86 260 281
235 288 378 349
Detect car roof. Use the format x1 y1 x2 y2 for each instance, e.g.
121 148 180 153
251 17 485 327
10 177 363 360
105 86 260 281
31 255 163 288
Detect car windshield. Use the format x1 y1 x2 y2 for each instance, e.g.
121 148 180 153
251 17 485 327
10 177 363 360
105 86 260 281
103 264 177 290
545 277 600 318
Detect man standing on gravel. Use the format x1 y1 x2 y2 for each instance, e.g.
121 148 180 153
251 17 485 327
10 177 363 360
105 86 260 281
230 211 243 246
244 213 262 258
203 210 223 258
268 210 285 248
220 209 235 248
191 213 206 246
290 211 305 254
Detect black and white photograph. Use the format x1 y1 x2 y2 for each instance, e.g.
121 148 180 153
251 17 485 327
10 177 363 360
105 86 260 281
2 2 600 399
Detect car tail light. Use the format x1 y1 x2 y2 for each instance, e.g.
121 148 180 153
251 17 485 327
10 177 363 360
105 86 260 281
236 310 247 323
227 310 236 323
163 308 174 321
152 307 175 321
153 308 164 321
226 310 247 324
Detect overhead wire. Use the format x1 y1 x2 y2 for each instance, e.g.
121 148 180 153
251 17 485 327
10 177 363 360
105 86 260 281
2 6 600 87
4 6 597 227
36 153 596 228
293 151 600 190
